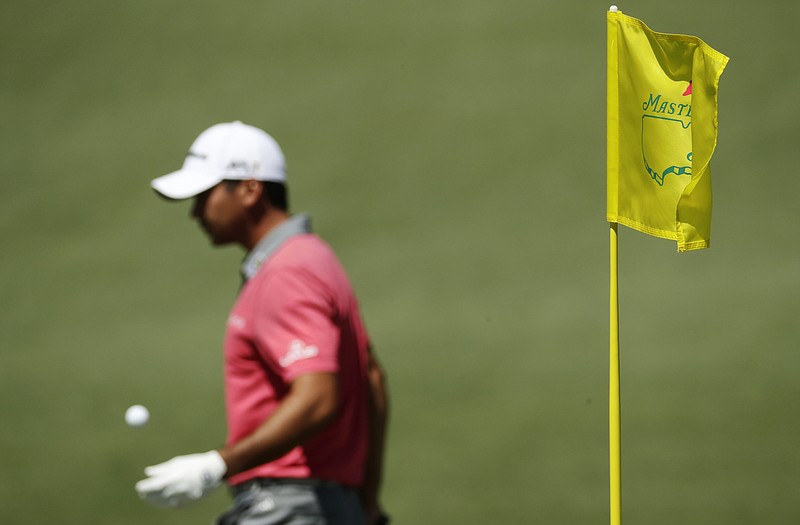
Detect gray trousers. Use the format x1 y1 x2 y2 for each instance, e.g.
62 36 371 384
214 479 367 525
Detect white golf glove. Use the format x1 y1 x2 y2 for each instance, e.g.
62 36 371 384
135 450 227 508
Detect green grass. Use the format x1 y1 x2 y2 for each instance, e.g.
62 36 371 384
1 1 799 523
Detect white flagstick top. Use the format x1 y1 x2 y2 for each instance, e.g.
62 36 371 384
609 5 618 12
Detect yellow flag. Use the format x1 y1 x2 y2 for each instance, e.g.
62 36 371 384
607 10 729 251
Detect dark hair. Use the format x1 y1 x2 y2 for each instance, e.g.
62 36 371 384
223 180 289 211
262 181 288 211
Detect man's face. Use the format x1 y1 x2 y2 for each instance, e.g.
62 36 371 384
191 182 248 245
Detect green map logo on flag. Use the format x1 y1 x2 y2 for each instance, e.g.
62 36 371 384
641 84 693 187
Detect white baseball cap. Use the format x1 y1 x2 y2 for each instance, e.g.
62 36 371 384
151 121 287 200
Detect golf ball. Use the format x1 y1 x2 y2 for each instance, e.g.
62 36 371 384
125 404 150 427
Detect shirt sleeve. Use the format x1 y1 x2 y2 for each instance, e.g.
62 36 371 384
251 267 341 382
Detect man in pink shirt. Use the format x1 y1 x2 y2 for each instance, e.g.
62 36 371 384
136 121 389 525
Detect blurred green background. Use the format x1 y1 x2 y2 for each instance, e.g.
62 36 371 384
1 0 798 523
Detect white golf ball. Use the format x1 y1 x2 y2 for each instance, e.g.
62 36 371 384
125 404 150 427
609 5 619 12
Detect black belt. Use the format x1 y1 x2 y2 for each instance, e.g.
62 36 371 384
231 477 342 496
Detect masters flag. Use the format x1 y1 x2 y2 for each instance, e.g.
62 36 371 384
607 10 729 251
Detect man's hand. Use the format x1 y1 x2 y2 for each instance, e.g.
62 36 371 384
135 450 227 508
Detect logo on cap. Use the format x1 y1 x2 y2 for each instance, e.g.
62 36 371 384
186 150 208 160
227 160 250 171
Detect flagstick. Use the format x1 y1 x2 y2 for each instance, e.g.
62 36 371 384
609 222 622 525
609 7 622 523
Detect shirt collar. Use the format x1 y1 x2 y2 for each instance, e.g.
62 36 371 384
240 213 312 281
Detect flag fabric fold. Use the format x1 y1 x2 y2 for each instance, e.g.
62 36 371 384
607 10 729 251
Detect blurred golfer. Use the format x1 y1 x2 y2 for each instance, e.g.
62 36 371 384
136 121 389 525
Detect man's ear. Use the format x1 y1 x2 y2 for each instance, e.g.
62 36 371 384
240 179 264 208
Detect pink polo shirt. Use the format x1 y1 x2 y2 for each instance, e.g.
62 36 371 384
223 226 371 487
